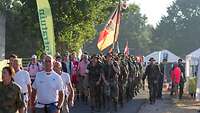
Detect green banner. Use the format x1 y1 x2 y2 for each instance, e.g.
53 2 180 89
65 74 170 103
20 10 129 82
36 0 56 56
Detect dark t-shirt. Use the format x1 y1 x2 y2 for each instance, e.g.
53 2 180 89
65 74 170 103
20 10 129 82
88 62 103 85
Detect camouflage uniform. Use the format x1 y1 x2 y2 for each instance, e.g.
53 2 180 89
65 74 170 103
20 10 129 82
118 59 129 107
103 60 120 112
0 82 24 113
88 61 103 112
127 59 137 100
134 62 143 95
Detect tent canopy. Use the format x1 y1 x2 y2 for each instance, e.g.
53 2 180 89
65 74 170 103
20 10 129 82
144 50 182 63
186 48 200 59
185 48 200 77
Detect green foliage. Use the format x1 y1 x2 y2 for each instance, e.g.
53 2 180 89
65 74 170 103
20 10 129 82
118 4 153 55
154 0 200 56
84 4 153 55
5 0 42 58
0 0 12 14
3 0 123 57
50 0 121 52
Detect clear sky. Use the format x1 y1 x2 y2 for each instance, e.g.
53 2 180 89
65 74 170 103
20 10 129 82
128 0 174 27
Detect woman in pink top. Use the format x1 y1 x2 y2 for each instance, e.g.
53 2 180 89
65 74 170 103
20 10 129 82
170 63 181 96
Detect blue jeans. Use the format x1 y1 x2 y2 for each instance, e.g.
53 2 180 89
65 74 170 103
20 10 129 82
35 104 58 113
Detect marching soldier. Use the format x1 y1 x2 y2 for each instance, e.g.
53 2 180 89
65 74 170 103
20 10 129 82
87 55 103 113
103 53 120 112
118 55 129 108
143 57 161 104
126 56 137 100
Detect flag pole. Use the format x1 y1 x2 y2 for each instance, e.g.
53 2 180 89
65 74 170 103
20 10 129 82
112 0 121 52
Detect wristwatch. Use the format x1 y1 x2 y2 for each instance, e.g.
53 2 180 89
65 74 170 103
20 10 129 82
56 105 61 110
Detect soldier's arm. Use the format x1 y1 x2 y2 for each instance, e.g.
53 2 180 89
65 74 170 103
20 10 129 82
113 62 120 75
101 72 109 85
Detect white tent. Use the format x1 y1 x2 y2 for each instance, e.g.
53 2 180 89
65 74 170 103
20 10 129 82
144 50 182 63
186 48 200 77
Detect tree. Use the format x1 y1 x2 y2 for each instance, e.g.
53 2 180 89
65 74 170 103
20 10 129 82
154 0 200 56
5 0 42 58
50 0 122 53
3 0 123 57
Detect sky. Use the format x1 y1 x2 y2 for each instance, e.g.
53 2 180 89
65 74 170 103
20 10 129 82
128 0 174 27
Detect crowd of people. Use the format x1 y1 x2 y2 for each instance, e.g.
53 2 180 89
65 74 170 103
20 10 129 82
143 58 186 105
0 52 145 113
0 50 189 113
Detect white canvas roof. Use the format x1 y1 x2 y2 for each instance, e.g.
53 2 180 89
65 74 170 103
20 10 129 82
187 48 200 59
186 48 200 77
144 50 182 63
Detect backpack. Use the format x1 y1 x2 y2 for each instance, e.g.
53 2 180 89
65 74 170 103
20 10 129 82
28 62 40 72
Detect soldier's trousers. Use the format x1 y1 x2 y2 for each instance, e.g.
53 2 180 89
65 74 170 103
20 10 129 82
179 82 185 99
118 84 125 107
157 76 164 98
148 81 158 103
89 85 101 111
126 79 134 100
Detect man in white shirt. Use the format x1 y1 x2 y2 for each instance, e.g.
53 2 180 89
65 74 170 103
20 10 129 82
12 58 32 113
53 61 74 113
31 55 64 113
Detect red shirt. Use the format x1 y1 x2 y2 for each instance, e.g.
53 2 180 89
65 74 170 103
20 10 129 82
171 66 181 84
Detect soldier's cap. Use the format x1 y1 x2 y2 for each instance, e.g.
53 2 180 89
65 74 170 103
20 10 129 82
91 54 99 59
149 57 155 61
178 59 183 62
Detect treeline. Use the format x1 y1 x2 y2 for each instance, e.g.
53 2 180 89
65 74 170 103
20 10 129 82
1 0 200 57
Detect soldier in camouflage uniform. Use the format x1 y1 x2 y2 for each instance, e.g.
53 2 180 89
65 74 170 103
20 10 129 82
0 66 24 113
126 56 137 100
102 53 120 112
118 54 129 107
87 55 104 113
134 57 144 95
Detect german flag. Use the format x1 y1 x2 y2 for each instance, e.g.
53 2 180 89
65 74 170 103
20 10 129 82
97 5 121 52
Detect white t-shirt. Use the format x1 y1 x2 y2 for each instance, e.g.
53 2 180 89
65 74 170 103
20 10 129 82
61 72 71 96
13 70 31 93
32 70 63 108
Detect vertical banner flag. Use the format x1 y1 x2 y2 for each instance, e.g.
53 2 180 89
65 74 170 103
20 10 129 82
97 5 121 52
124 41 129 56
36 0 56 56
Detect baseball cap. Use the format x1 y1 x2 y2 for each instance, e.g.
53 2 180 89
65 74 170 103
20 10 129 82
32 55 37 59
